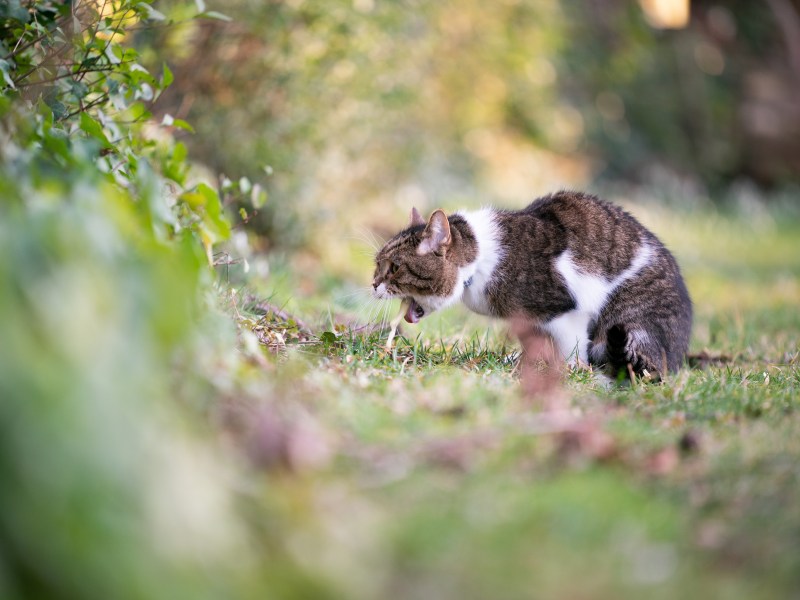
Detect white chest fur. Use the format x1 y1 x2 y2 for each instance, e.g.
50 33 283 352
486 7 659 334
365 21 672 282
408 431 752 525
457 209 504 316
542 243 653 363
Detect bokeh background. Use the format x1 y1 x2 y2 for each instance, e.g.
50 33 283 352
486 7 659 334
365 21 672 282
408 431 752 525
3 1 800 599
141 0 800 258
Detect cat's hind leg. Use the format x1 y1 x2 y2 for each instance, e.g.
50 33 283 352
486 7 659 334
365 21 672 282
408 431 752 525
604 323 666 380
588 260 691 381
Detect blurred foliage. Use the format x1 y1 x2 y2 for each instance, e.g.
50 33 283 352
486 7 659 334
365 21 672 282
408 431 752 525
138 0 570 247
0 0 235 261
0 2 246 597
559 0 800 186
141 0 800 250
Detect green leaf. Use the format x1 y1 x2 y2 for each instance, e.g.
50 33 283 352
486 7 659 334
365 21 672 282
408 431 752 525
198 11 232 22
134 82 154 102
0 0 29 22
124 102 150 122
173 142 187 163
195 183 219 211
172 119 194 133
180 191 206 209
182 183 232 262
104 44 122 65
0 59 16 90
28 21 48 35
67 79 89 101
138 3 166 21
162 141 189 185
78 55 101 71
45 97 68 121
198 183 231 240
41 126 71 160
320 331 338 345
79 112 113 149
251 184 267 209
161 62 173 88
36 98 54 127
129 63 150 75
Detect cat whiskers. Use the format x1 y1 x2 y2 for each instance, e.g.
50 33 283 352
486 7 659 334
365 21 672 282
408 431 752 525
332 285 395 337
350 227 385 256
359 292 396 336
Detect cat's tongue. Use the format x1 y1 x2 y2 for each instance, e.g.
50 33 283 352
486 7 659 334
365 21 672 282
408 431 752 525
404 299 424 324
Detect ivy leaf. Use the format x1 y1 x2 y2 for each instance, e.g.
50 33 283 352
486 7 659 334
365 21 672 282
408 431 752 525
80 112 113 149
44 95 68 120
41 126 71 160
67 78 89 101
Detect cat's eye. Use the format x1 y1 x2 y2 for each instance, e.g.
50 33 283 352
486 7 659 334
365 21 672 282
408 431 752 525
389 262 399 275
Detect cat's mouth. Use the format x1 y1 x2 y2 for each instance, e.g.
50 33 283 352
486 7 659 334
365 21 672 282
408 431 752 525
404 298 426 323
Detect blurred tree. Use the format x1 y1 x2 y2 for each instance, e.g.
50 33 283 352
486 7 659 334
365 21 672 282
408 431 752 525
562 0 800 187
141 0 800 251
143 0 568 247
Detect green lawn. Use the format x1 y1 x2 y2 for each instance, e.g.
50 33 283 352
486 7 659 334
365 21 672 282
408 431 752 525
234 203 800 599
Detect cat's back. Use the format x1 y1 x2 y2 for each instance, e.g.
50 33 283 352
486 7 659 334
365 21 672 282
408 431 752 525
522 190 634 226
513 191 657 276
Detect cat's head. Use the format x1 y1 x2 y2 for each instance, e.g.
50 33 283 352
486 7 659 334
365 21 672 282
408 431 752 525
372 208 466 323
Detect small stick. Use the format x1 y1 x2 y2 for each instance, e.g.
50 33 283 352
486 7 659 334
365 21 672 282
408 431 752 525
627 362 638 386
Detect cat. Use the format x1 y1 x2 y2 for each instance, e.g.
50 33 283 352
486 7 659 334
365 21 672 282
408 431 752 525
372 191 692 379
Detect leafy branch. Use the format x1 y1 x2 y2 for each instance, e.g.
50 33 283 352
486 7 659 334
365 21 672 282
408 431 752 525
1 0 236 265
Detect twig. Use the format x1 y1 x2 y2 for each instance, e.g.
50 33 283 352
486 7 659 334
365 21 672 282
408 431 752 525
232 209 259 229
14 65 118 88
60 92 109 120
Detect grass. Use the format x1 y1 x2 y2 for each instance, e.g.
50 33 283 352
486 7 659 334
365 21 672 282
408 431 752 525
227 202 800 599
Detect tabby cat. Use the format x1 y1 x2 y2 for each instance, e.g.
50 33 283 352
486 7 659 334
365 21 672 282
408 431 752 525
372 191 692 378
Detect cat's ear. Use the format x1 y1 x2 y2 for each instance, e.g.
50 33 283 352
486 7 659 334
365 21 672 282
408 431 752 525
418 209 451 256
409 207 425 227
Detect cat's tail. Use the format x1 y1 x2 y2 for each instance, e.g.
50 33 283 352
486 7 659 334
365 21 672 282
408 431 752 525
606 323 663 380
